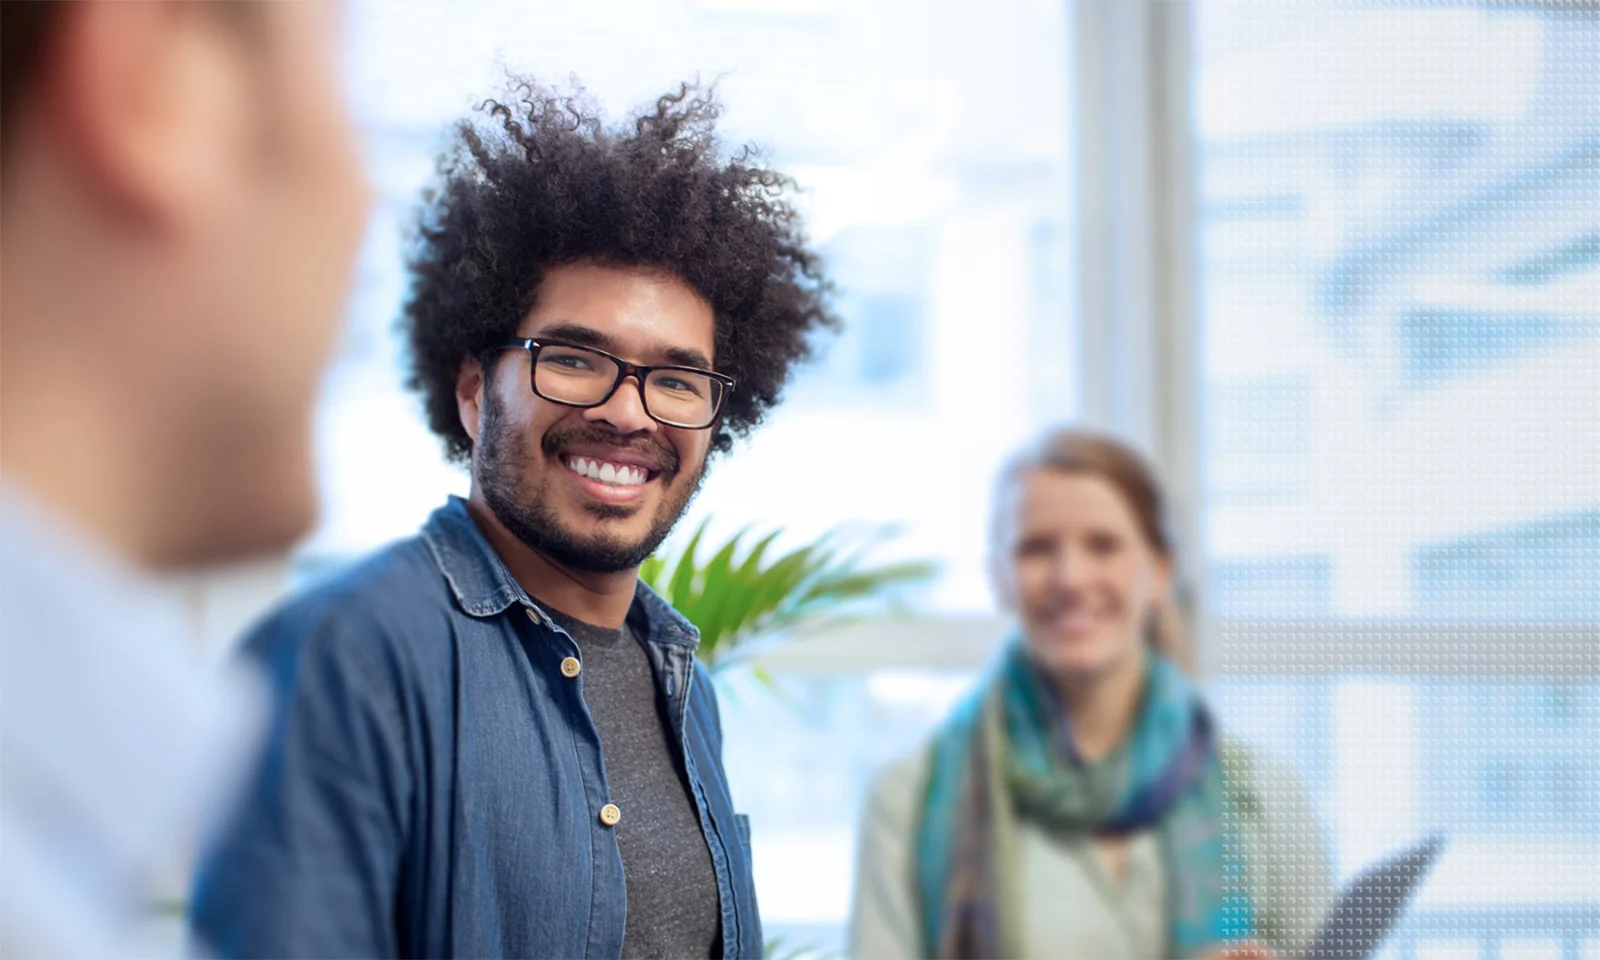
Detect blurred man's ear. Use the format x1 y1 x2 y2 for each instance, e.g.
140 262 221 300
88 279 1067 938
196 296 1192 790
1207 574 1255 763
457 358 486 444
43 1 254 228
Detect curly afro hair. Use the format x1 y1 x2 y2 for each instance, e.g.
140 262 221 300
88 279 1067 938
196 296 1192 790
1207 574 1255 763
402 77 839 463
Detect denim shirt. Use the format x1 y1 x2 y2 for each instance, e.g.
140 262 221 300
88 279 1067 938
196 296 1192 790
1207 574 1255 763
191 497 762 958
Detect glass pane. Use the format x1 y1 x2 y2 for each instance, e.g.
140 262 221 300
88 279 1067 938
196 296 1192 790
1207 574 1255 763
1211 678 1600 953
1194 5 1600 953
717 669 978 954
1192 2 1600 622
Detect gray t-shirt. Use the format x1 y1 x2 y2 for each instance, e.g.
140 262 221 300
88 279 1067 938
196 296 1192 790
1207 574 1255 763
542 606 722 959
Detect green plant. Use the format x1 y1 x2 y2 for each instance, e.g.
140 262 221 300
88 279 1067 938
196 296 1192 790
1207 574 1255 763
639 517 937 673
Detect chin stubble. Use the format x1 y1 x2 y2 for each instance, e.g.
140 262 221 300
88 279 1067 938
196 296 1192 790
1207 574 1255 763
475 390 704 574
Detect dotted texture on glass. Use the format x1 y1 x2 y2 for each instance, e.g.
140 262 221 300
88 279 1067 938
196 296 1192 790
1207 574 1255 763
1199 2 1600 956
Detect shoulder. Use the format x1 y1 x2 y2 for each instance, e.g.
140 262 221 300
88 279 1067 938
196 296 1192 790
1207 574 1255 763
865 744 934 828
849 746 934 960
686 659 721 724
1216 737 1326 870
1218 737 1320 834
239 536 455 697
1218 736 1333 955
692 657 717 692
255 535 448 638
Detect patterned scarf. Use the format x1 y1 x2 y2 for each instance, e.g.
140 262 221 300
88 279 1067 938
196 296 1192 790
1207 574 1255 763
915 642 1255 958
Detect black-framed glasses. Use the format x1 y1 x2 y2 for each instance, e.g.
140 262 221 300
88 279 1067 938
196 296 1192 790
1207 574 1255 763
497 339 736 430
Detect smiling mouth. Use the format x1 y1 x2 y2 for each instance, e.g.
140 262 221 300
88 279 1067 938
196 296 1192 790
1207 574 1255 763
1045 608 1110 636
563 455 656 488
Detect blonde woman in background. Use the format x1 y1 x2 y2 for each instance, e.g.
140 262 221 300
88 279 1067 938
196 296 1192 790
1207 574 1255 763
848 429 1331 959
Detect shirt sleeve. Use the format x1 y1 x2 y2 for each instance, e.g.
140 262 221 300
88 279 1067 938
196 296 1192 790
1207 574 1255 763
847 751 929 960
189 602 414 959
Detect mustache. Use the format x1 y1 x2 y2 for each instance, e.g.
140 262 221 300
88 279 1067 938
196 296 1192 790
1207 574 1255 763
540 425 680 477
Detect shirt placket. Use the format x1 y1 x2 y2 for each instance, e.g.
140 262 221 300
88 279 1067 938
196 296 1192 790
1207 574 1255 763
523 605 628 958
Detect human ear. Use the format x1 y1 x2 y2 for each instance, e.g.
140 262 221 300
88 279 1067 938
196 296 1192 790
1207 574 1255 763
456 357 486 443
52 2 253 230
1152 552 1175 601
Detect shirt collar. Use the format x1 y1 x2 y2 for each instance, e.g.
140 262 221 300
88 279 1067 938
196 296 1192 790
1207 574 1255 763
420 496 700 649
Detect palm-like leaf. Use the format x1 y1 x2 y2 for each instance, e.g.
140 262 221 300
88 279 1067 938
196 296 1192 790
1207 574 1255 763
641 518 937 671
763 934 840 960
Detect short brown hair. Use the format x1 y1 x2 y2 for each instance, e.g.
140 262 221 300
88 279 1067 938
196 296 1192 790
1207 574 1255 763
991 427 1172 557
2 1 65 152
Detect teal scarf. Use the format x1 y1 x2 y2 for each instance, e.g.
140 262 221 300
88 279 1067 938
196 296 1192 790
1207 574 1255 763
915 643 1255 958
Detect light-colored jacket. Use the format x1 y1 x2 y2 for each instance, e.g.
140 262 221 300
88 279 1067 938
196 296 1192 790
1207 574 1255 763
848 741 1332 960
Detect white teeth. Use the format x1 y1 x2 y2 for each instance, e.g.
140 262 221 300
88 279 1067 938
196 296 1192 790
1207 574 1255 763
566 456 648 487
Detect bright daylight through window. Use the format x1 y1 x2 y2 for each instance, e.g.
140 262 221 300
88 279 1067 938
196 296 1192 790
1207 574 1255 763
1195 4 1599 956
312 1 1598 955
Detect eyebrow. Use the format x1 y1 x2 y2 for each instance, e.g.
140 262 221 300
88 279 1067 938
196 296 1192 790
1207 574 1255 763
531 322 713 371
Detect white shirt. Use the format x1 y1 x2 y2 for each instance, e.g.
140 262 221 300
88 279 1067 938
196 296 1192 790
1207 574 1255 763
0 487 263 958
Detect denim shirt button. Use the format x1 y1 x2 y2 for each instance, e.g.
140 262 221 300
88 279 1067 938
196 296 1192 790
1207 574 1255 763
598 803 621 827
559 657 582 678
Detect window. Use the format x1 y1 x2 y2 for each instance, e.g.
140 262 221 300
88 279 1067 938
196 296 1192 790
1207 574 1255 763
718 669 976 939
1210 678 1600 954
1413 509 1600 620
1194 2 1600 624
794 224 932 404
1207 376 1314 507
1193 3 1600 953
1211 555 1333 618
1399 307 1593 389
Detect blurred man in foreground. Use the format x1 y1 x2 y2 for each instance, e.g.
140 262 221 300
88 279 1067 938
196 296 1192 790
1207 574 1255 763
190 80 836 958
0 1 368 954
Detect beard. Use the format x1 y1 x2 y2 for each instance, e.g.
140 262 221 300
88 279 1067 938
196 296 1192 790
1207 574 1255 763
475 386 705 575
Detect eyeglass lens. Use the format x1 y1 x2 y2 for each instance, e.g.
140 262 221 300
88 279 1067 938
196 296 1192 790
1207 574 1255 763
532 344 724 427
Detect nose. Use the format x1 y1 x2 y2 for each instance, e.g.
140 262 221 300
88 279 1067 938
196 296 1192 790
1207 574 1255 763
1049 543 1095 594
582 375 658 435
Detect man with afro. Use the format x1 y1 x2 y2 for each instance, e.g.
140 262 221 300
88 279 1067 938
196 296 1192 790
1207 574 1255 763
191 79 837 959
